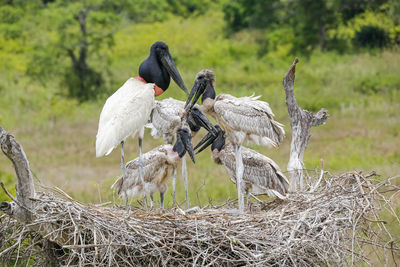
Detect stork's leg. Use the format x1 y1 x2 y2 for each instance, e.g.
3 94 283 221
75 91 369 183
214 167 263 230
121 141 126 178
235 144 245 213
245 188 250 207
172 168 177 207
160 191 165 209
138 132 148 211
150 194 154 208
121 141 131 211
182 154 190 209
124 192 130 211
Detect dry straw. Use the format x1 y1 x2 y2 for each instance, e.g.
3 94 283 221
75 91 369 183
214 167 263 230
1 171 399 266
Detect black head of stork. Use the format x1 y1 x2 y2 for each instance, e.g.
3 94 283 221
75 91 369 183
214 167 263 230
186 106 218 136
139 41 188 96
185 69 216 109
173 126 196 163
195 125 225 154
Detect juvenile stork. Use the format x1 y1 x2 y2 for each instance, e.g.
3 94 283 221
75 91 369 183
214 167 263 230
96 41 188 207
114 127 195 208
147 97 215 208
196 125 289 203
185 69 285 212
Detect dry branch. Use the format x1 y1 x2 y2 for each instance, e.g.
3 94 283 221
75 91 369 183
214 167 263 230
283 58 329 191
0 125 35 222
0 79 398 265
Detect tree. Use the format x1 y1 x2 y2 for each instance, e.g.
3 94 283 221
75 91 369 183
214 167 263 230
28 0 124 102
221 0 398 54
57 4 118 102
26 0 212 102
223 0 282 33
290 0 336 52
222 0 336 53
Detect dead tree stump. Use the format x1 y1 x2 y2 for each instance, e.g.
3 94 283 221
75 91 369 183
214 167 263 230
0 125 35 222
283 58 329 191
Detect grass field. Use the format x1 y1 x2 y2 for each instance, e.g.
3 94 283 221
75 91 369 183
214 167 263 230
0 5 399 266
0 11 399 209
1 56 399 207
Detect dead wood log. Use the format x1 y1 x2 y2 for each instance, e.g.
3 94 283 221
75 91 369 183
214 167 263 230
0 125 35 222
0 125 68 262
283 58 329 191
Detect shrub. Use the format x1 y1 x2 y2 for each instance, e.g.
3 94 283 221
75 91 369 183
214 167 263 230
353 74 400 95
353 25 390 48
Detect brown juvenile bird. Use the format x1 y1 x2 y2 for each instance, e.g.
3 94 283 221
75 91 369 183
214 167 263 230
114 127 195 208
196 125 289 204
185 69 285 212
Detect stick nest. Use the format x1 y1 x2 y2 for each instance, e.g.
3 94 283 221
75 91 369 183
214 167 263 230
1 172 399 266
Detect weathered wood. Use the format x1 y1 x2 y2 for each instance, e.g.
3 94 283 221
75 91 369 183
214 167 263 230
283 58 329 191
0 125 35 222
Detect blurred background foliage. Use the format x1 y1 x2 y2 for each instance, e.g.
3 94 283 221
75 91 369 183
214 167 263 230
0 0 399 209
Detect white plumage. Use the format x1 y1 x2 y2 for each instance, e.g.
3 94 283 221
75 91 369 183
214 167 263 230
96 41 189 211
96 78 155 157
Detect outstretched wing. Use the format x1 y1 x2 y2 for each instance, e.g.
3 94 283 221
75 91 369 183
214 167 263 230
214 94 285 146
96 78 155 157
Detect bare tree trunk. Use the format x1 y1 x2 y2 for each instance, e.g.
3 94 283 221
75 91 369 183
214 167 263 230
283 58 329 191
0 126 71 247
0 125 35 222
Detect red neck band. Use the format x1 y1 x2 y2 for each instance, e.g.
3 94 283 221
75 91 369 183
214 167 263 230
134 76 164 97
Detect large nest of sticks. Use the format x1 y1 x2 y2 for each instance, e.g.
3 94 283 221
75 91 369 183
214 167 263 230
0 171 399 266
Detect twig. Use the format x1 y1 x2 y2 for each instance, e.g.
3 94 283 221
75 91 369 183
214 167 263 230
0 182 31 213
0 172 398 266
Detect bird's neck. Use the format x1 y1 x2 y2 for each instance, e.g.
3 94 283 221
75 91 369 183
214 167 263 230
212 149 222 165
134 76 164 97
201 98 215 114
166 145 182 165
138 54 170 96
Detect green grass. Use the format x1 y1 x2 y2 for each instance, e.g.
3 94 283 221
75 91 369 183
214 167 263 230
0 10 399 208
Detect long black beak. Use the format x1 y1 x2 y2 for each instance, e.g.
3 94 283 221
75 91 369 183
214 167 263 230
189 107 218 136
194 131 216 154
160 52 189 94
185 78 206 109
179 128 196 163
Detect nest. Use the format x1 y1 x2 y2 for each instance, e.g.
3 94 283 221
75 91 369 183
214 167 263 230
0 172 399 266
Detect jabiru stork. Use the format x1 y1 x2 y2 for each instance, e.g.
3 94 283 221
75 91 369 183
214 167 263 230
96 41 188 208
113 126 195 208
196 125 289 205
147 97 216 208
185 69 285 213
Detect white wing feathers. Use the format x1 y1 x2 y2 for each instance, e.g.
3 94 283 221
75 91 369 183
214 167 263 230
96 78 155 157
214 94 285 146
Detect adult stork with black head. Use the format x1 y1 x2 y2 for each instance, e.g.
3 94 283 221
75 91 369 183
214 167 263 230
96 41 188 209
